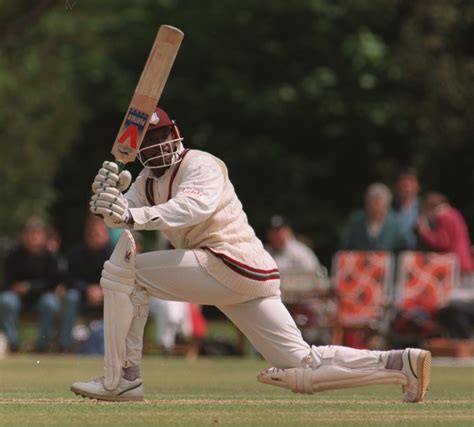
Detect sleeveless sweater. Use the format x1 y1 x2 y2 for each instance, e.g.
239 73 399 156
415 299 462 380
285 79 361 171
125 149 280 298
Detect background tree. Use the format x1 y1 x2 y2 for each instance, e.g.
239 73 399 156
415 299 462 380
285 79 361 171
1 0 472 267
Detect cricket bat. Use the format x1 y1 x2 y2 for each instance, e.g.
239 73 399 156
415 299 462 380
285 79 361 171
111 25 184 166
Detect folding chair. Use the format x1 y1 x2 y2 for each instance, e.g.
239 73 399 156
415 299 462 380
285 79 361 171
395 251 460 312
331 251 395 348
391 251 460 348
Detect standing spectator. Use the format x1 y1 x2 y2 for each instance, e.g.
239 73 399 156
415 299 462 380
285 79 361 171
417 192 474 276
0 217 64 352
340 183 407 253
65 214 113 351
392 169 421 250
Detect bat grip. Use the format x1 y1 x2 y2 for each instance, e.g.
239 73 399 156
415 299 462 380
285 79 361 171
116 160 126 173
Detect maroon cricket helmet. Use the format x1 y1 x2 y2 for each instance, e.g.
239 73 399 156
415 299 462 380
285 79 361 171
138 107 183 170
146 107 181 139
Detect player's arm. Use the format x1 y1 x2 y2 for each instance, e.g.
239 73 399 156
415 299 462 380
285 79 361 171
130 156 224 230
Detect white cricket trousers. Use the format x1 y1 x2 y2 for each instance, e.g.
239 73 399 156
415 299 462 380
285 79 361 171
136 249 387 370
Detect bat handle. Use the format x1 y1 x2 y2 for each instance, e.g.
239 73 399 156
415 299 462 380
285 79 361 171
116 160 126 173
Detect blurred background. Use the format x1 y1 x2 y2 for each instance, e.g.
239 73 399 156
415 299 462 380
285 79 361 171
1 0 473 265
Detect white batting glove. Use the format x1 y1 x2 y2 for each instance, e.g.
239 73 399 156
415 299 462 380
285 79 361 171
90 186 133 228
91 161 132 194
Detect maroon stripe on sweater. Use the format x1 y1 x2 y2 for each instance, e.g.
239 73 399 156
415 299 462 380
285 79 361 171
145 177 155 205
167 149 191 201
221 258 280 282
203 246 279 274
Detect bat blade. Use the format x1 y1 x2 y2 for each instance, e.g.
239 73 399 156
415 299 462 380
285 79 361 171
111 25 184 164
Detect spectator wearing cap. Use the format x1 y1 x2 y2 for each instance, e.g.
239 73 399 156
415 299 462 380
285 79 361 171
265 215 325 275
340 183 407 253
0 217 66 352
392 169 421 250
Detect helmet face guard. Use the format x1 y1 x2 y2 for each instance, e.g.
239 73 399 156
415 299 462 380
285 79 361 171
137 133 183 169
138 108 183 170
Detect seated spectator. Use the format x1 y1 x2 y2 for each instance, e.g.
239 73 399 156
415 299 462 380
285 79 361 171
340 183 407 253
417 192 474 339
0 217 68 352
265 215 326 275
45 224 68 275
392 168 421 250
265 215 331 345
417 192 474 276
65 214 113 351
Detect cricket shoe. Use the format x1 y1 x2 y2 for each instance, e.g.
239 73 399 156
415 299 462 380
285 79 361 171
257 367 315 394
401 348 432 403
71 376 143 402
257 368 293 391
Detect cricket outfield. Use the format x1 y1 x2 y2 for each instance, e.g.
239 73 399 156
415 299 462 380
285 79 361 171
0 355 472 426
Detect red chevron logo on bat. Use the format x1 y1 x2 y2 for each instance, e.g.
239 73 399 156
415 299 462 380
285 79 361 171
117 125 138 149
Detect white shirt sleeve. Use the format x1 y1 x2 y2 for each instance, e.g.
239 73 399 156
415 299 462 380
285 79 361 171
129 155 224 231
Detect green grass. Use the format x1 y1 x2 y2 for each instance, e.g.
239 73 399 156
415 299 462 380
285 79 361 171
0 355 473 426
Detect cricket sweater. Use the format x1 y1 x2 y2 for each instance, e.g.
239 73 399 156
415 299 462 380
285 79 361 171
125 147 281 298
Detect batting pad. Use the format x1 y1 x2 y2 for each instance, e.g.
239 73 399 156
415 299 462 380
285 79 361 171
125 288 149 367
258 346 407 394
100 230 137 391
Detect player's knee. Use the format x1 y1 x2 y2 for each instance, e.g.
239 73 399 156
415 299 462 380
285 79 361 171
100 260 135 294
100 230 137 294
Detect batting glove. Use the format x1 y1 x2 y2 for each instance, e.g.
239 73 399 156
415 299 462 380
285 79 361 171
91 161 132 194
90 186 133 228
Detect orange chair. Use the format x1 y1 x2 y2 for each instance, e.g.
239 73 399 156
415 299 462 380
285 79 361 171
389 251 460 346
331 251 395 348
395 251 460 312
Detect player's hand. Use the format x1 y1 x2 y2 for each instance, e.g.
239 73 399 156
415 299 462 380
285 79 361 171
91 161 132 194
90 186 133 228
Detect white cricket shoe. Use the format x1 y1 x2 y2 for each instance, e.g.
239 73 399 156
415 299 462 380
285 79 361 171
257 367 293 391
71 376 144 402
401 348 431 403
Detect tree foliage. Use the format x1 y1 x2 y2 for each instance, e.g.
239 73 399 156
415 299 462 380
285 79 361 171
1 0 473 264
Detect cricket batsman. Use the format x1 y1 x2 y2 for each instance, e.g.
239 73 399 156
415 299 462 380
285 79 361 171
71 107 431 402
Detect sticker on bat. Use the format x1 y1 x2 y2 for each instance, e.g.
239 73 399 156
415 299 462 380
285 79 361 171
117 108 149 153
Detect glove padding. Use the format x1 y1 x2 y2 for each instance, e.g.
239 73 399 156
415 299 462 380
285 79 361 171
91 161 132 194
90 186 132 228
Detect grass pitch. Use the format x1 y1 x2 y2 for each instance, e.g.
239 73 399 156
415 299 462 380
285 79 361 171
0 355 472 426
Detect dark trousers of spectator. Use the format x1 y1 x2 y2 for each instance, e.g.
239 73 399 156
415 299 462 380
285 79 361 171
438 301 474 339
0 289 80 351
